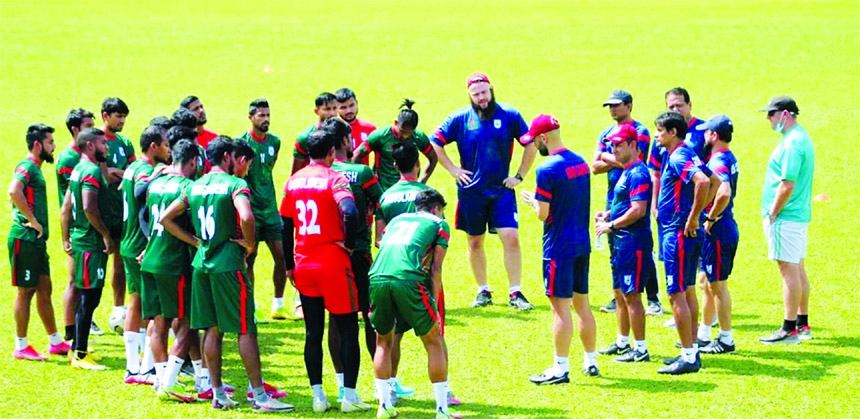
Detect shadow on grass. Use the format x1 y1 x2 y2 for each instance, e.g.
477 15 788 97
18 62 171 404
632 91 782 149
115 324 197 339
579 375 717 393
702 345 858 381
444 306 538 323
394 397 570 419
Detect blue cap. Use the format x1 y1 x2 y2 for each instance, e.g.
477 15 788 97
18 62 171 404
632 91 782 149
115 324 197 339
696 114 733 138
602 89 633 106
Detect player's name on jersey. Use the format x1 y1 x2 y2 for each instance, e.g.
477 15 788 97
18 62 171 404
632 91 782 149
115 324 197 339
381 191 420 205
287 176 327 191
70 169 85 182
149 181 181 194
191 183 230 196
340 170 359 183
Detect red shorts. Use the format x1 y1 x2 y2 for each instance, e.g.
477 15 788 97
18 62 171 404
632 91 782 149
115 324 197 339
294 262 359 315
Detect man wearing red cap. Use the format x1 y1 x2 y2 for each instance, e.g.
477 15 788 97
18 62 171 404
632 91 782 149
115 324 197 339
431 73 537 310
594 124 656 364
520 115 598 382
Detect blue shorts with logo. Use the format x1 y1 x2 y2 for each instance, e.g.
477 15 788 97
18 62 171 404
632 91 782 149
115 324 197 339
542 254 589 298
612 244 656 295
700 218 739 283
455 188 518 236
660 228 702 295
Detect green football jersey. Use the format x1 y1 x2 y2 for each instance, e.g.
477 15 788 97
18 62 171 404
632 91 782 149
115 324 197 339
183 172 251 273
55 145 81 207
103 133 136 227
69 159 110 251
195 144 206 179
369 212 450 283
10 157 49 243
359 126 432 191
141 172 194 275
332 160 383 252
292 124 318 159
235 131 280 216
119 159 157 258
378 179 431 224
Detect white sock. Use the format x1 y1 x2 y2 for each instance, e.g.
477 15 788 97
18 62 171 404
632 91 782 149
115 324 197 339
137 330 146 353
477 285 491 293
553 355 569 374
509 285 522 294
634 339 647 353
681 347 696 364
14 336 28 351
140 335 155 373
48 332 63 346
311 384 326 401
697 323 712 342
272 297 284 310
343 387 358 403
335 373 344 389
154 361 168 387
199 367 212 392
432 381 449 412
192 359 203 388
583 351 597 369
375 378 391 408
164 355 184 389
123 331 141 374
719 329 734 345
616 334 630 348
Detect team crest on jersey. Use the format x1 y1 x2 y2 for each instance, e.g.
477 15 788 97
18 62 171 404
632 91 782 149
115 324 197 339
468 119 478 130
624 275 632 286
268 146 275 156
493 119 501 129
119 148 126 157
361 133 369 141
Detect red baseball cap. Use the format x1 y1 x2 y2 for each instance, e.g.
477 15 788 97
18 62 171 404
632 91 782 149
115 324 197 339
521 114 560 143
605 123 638 145
467 72 491 88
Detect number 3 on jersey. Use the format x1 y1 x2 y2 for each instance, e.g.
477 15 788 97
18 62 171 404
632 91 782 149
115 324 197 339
198 205 216 240
295 199 320 235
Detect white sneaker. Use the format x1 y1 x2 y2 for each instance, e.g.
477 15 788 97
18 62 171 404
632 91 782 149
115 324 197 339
312 397 331 413
252 397 295 412
663 318 676 328
341 398 372 413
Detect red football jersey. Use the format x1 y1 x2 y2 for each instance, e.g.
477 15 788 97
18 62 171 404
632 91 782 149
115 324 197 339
197 128 218 148
280 162 355 268
350 118 376 166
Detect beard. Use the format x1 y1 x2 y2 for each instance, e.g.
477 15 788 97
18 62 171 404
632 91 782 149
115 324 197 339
39 148 54 163
470 89 497 121
346 146 354 160
255 122 269 133
537 143 549 156
198 117 207 126
703 142 713 156
94 149 107 162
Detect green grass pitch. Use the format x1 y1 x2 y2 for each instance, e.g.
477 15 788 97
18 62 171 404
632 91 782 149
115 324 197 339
0 0 858 417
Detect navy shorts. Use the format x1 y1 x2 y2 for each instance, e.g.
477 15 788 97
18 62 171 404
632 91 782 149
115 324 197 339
701 218 739 283
661 229 702 295
455 189 518 235
612 246 656 295
543 254 589 298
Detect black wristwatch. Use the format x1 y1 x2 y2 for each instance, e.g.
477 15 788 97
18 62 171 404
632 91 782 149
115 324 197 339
514 173 523 181
609 221 616 231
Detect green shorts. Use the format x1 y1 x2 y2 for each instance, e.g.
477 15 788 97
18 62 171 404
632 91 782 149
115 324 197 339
109 222 123 243
254 211 282 242
141 271 192 320
122 256 142 294
191 269 256 334
370 278 439 337
73 249 107 289
8 237 49 287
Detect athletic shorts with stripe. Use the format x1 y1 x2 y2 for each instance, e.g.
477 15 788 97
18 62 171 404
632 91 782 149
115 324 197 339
370 279 439 337
191 269 256 334
455 189 518 235
351 250 372 313
661 228 702 295
394 284 446 335
543 254 589 298
701 218 739 283
122 256 143 294
294 259 359 315
763 218 808 264
73 249 107 289
612 246 656 295
141 271 191 320
7 237 49 287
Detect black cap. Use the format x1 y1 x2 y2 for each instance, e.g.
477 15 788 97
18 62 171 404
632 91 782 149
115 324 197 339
603 90 633 106
759 96 799 114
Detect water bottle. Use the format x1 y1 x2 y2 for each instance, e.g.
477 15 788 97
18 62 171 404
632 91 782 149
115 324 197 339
594 233 606 251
